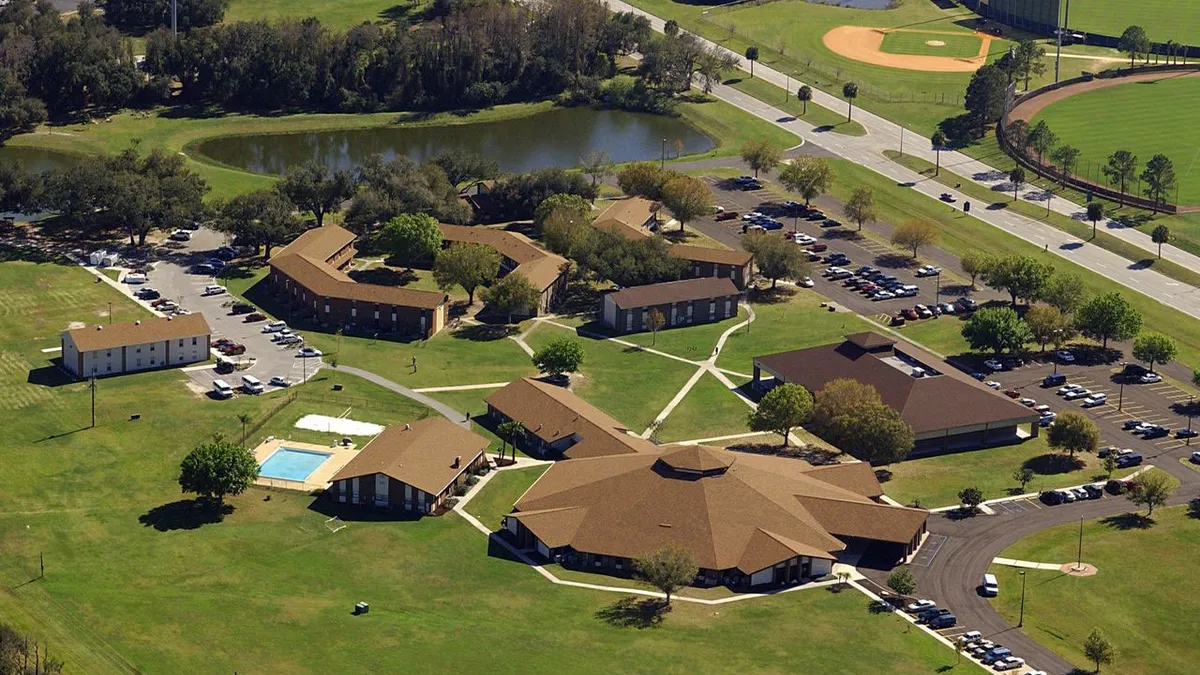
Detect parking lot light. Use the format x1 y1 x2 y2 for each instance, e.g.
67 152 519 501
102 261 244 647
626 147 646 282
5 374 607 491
1188 396 1196 446
1018 570 1027 627
1117 362 1127 411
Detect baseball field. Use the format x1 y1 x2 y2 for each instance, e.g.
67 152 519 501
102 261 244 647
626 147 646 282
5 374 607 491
1066 0 1199 45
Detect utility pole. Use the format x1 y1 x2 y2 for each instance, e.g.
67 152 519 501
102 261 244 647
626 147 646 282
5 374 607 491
90 369 96 428
1188 396 1195 446
660 138 666 169
1118 362 1127 410
108 301 112 324
785 74 790 102
1075 516 1084 572
899 127 904 157
1018 570 1027 627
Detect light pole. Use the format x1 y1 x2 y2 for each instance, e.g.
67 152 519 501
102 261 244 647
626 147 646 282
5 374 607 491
785 74 790 102
108 301 112 324
934 271 942 311
661 138 667 169
899 126 904 157
172 0 177 36
1018 570 1027 627
90 369 97 428
1074 516 1084 572
1188 396 1195 446
1117 361 1127 411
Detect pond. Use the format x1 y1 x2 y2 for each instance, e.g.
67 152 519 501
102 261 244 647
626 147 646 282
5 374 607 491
193 107 715 176
0 146 84 174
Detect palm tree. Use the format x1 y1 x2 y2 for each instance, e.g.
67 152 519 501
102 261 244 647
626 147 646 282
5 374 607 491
931 130 947 176
797 85 812 115
842 82 859 122
236 413 253 447
744 46 759 78
496 420 524 462
1086 202 1105 240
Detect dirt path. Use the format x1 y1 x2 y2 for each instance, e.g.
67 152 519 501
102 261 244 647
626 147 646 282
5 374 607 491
822 25 991 73
1009 69 1199 122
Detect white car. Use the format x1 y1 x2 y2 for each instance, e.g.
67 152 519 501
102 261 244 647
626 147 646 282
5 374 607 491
261 321 287 333
984 359 1004 371
1139 372 1162 384
984 380 1001 390
741 212 763 221
1057 383 1083 396
915 265 941 277
798 276 814 288
297 347 322 358
168 229 192 241
1019 397 1037 407
905 599 935 613
1063 388 1092 400
1034 404 1051 413
124 273 148 284
871 291 895 301
202 284 225 296
1056 350 1076 363
1082 393 1108 407
993 657 1025 671
269 376 291 387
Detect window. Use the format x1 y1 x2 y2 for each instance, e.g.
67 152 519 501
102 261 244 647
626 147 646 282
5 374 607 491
324 304 330 314
178 339 184 347
106 364 111 372
351 307 357 318
149 345 154 352
136 347 141 354
106 350 111 358
192 337 197 346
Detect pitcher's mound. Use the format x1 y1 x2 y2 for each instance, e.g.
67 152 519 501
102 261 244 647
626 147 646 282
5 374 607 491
823 26 990 73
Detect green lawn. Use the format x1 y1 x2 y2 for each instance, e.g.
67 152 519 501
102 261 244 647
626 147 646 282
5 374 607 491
988 498 1200 674
1067 0 1199 44
621 305 746 360
879 31 983 60
726 76 867 136
223 0 417 29
882 436 1134 508
464 466 547 530
654 371 751 443
673 95 801 157
525 322 699 434
1031 74 1200 205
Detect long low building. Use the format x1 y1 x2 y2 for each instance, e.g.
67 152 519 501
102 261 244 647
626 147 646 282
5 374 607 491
268 225 449 339
503 445 928 588
601 277 741 335
328 418 488 514
753 332 1041 454
592 197 754 289
61 314 211 379
438 224 568 315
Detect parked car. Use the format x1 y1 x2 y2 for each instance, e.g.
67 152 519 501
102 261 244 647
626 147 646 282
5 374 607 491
715 211 739 221
202 284 225 296
820 218 842 228
1139 372 1163 384
1039 412 1057 426
1058 383 1083 396
984 380 1001 389
981 647 1011 664
262 321 287 333
915 265 941 277
269 376 291 387
124 273 148 284
1063 388 1092 400
168 229 192 241
1003 389 1020 399
871 291 896 301
906 599 936 613
206 258 228 270
190 263 215 275
984 359 1004 371
928 613 956 629
1122 419 1146 430
954 297 978 312
807 243 828 253
993 657 1025 671
1115 452 1144 467
980 573 999 597
230 302 254 315
798 276 814 288
1019 397 1037 407
1190 451 1200 464
914 304 933 319
213 246 237 260
918 607 950 624
211 338 233 348
223 343 246 356
1055 349 1076 363
937 302 956 314
1081 393 1108 407
1142 427 1169 440
806 210 826 221
1081 483 1104 499
1098 446 1120 458
1070 486 1090 501
1042 373 1067 387
297 346 322 358
901 308 920 321
1106 478 1134 494
1034 404 1051 414
1177 428 1199 439
1039 490 1064 505
244 312 266 323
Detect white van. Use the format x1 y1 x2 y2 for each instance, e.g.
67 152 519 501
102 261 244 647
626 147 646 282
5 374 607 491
242 375 264 394
981 573 999 597
212 379 234 399
203 284 225 296
262 321 287 333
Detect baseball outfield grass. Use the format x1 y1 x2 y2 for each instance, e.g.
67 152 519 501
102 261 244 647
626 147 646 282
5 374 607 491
879 31 983 60
1066 0 1199 45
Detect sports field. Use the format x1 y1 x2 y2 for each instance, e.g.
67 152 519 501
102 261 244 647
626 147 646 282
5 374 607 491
1030 74 1200 205
1067 0 1199 45
879 31 983 59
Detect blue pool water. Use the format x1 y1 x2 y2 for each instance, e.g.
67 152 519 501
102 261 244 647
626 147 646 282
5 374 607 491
259 448 332 481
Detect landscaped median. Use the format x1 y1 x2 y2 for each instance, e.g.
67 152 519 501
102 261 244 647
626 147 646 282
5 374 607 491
724 76 866 136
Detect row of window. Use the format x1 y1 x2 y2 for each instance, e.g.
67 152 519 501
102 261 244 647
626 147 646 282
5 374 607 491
103 336 198 359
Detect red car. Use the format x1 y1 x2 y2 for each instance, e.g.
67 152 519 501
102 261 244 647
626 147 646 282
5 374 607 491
211 338 233 348
715 211 739 222
901 308 920 321
807 243 828 253
244 312 266 323
1004 389 1021 399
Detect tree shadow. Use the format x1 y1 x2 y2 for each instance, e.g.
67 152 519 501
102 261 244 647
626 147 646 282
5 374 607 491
1187 499 1200 520
745 286 797 304
874 468 892 483
138 499 235 531
1022 453 1085 475
595 596 669 629
874 252 916 269
450 323 517 342
347 267 418 286
1101 512 1154 530
867 599 894 614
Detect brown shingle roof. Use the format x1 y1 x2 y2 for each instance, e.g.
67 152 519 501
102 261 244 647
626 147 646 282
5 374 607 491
754 333 1039 435
511 447 927 572
330 418 488 495
670 243 753 267
593 197 659 237
273 224 356 264
438 224 568 291
271 253 448 310
607 277 740 310
485 378 658 459
65 314 211 352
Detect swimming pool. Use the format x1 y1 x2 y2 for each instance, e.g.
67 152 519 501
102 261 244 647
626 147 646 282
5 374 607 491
259 447 333 482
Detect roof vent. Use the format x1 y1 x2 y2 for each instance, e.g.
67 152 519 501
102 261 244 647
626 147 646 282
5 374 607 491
96 325 103 331
452 455 461 468
135 320 141 325
658 523 672 528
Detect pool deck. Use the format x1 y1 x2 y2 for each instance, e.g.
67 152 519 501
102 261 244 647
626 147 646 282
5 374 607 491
252 439 358 492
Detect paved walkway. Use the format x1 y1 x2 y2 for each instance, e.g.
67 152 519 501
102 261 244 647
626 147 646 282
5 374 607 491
412 382 510 393
605 0 1200 319
991 557 1066 571
333 365 470 428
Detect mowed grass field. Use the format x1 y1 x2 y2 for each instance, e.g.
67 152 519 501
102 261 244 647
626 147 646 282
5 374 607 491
0 258 971 674
1031 74 1200 205
1067 0 1200 44
988 500 1200 675
223 0 409 29
879 31 983 60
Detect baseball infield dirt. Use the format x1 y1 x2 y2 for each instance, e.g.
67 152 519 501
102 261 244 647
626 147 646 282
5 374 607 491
822 25 991 73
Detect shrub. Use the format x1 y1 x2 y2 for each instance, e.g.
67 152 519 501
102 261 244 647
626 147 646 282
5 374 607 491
452 484 470 497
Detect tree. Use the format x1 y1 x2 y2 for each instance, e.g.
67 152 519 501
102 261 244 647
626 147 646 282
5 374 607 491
236 413 253 448
663 19 679 37
660 176 713 233
646 308 666 345
617 162 675 200
891 220 937 258
964 64 1008 135
481 274 540 323
433 243 501 305
1128 470 1173 516
533 193 590 233
961 251 989 289
741 139 781 178
178 435 259 503
1013 39 1046 89
1048 410 1100 458
1051 144 1080 187
532 338 585 377
496 420 524 462
346 156 469 229
962 306 1033 355
844 187 876 232
1009 166 1025 201
1041 273 1087 316
1103 150 1138 206
1150 224 1171 258
634 546 697 606
1075 292 1142 349
742 232 808 289
797 85 812 115
930 130 947 176
779 156 833 206
1083 628 1116 673
886 567 917 596
1025 304 1073 352
1027 120 1058 177
747 383 813 446
1004 119 1030 154
276 161 356 227
1086 202 1105 239
958 486 984 511
1118 25 1150 66
1141 154 1177 213
981 254 1054 305
1102 453 1119 479
579 151 613 191
432 149 499 187
216 189 301 258
811 379 913 465
1013 466 1034 491
842 82 859 122
744 45 759 77
377 213 442 270
1132 332 1177 373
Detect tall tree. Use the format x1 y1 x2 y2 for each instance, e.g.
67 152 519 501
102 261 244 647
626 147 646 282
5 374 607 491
1102 150 1139 206
1128 470 1173 516
1150 224 1171 258
634 546 697 606
887 567 917 596
1025 304 1073 352
659 176 712 233
1083 628 1116 673
960 251 989 290
532 338 585 377
842 81 859 122
579 151 613 192
930 130 947 176
276 161 356 227
957 487 984 511
533 193 590 232
496 420 524 462
1086 202 1105 239
1051 144 1080 187
779 156 832 206
178 434 259 504
744 45 759 78
742 232 809 289
1075 292 1142 349
432 150 499 187
217 189 301 258
747 383 813 446
981 254 1054 305
433 243 500 305
811 379 913 465
797 84 812 115
482 273 540 323
1009 166 1025 202
1141 154 1177 212
741 139 781 178
843 186 877 232
616 162 675 200
1132 332 1177 373
1026 120 1058 177
891 220 937 258
1040 273 1087 316
1047 410 1100 458
964 64 1007 135
961 306 1032 355
377 213 442 270
1004 119 1030 154
1013 39 1046 89
1118 25 1150 66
